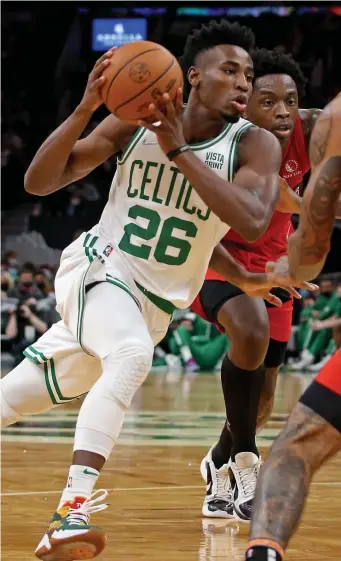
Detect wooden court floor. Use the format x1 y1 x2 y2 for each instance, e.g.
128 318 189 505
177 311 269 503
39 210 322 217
1 371 341 560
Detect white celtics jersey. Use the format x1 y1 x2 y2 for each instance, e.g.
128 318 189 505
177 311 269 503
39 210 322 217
97 118 253 308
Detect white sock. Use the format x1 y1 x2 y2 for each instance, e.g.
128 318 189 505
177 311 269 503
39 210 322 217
180 345 193 363
58 464 99 509
173 331 193 362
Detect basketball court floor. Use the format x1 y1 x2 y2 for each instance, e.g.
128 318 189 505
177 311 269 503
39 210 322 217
2 370 341 560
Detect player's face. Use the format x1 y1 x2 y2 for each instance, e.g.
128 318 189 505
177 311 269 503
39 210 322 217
246 74 299 142
188 45 254 121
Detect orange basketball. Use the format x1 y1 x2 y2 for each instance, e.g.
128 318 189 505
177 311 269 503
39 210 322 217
100 40 183 122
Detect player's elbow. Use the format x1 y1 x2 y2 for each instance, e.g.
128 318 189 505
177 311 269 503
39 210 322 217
242 226 263 242
24 172 53 196
241 218 269 242
241 200 274 242
24 172 42 195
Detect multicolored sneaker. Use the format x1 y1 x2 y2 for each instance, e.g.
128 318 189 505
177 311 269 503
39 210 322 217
35 489 108 560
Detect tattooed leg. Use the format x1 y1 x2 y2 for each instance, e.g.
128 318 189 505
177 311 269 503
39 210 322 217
249 402 341 552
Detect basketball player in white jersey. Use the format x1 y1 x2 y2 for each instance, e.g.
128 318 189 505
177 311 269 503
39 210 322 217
1 20 283 560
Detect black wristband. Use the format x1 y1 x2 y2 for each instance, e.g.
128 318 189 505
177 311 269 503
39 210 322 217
166 144 190 161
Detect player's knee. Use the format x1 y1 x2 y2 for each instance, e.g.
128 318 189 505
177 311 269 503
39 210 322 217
102 339 153 408
0 387 22 428
243 325 268 352
230 321 269 368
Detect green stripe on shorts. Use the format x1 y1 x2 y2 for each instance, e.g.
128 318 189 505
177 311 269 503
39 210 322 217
76 263 93 356
105 275 142 311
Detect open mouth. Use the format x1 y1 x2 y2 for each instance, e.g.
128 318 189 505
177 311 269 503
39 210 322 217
230 96 247 113
273 123 292 137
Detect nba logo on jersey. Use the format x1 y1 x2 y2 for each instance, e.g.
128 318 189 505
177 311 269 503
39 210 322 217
67 476 73 488
103 244 114 257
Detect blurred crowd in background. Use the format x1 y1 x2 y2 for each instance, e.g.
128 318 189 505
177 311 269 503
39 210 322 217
2 2 341 368
2 250 340 373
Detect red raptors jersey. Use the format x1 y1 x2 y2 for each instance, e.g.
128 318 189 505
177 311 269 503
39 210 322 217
206 115 311 280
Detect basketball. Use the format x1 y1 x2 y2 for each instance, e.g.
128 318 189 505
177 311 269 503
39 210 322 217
100 40 183 122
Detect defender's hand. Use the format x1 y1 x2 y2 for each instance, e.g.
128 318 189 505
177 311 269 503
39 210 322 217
78 47 117 114
266 256 318 297
241 255 318 307
138 90 185 154
241 273 283 307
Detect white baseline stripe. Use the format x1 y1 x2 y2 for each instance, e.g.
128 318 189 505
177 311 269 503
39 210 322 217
1 481 340 497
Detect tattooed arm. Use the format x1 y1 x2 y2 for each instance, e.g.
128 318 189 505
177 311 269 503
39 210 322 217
250 402 341 550
300 107 322 151
288 95 341 281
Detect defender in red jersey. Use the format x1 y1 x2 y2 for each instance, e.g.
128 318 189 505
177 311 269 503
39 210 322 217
246 92 341 561
196 49 321 522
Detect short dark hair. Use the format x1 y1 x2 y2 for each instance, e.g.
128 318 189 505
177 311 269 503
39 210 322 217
181 19 255 90
20 266 35 276
252 47 307 99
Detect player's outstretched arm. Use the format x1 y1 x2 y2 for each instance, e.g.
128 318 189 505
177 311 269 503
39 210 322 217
276 178 302 214
24 48 137 196
288 96 341 281
140 92 281 242
210 245 317 304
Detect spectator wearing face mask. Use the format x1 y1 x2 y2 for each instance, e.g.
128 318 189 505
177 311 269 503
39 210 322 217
7 269 43 301
34 271 52 298
34 270 59 320
3 250 19 281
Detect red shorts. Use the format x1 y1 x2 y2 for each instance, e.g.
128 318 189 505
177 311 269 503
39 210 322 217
315 349 341 396
191 292 293 343
203 243 293 342
300 349 341 433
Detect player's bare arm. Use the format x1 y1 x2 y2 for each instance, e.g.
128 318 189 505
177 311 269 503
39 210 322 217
276 177 302 214
288 97 341 281
210 244 317 304
24 48 137 196
300 107 323 149
210 244 280 306
249 402 341 553
337 194 341 218
140 92 281 242
311 316 341 330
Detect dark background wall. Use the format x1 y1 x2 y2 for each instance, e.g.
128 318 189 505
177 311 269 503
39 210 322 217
2 1 340 272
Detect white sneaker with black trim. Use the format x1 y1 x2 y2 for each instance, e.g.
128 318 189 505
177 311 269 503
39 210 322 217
200 447 234 518
230 452 261 522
